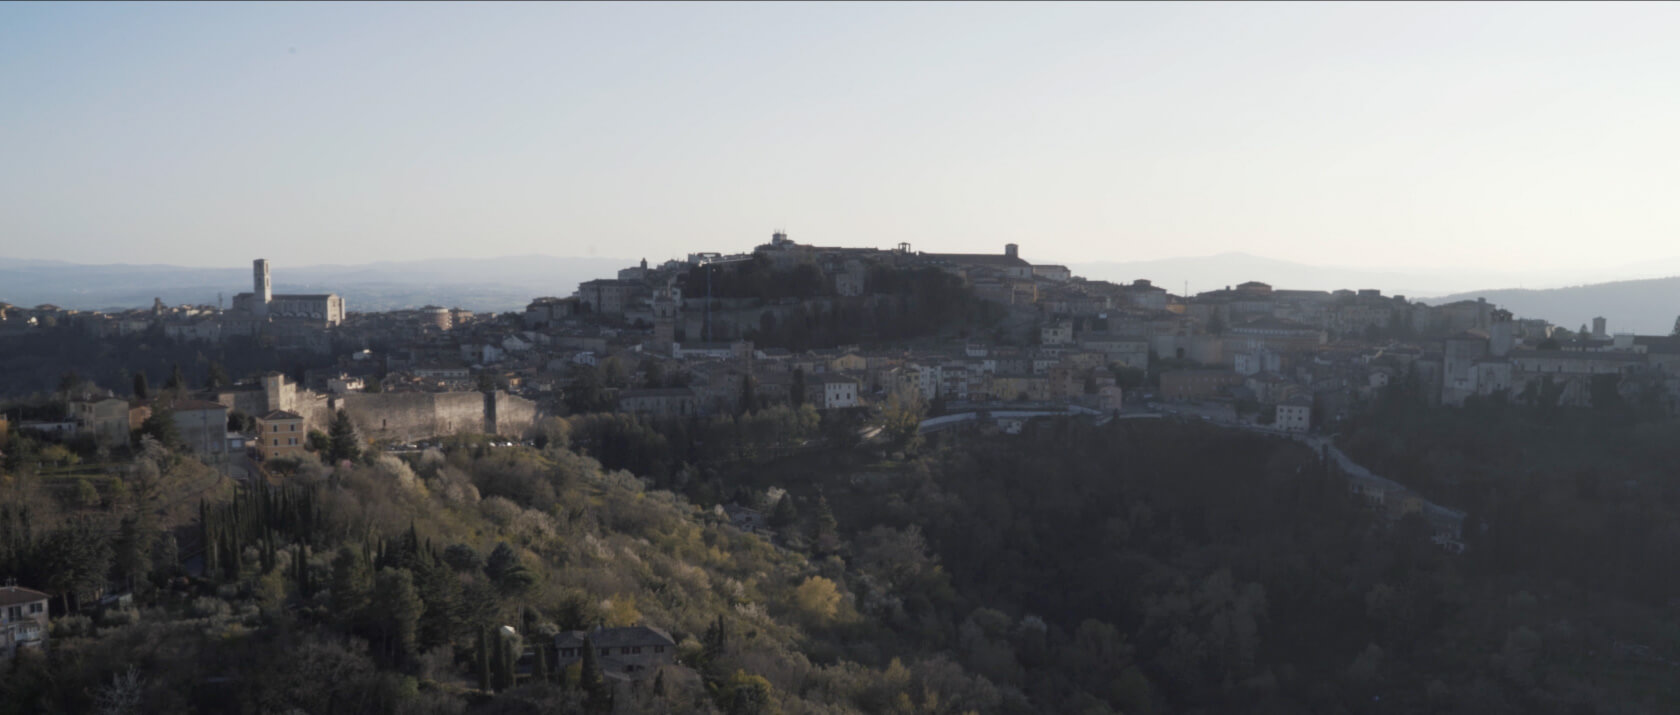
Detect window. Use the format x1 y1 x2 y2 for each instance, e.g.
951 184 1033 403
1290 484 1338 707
631 646 642 654
6 606 19 620
654 645 665 654
29 603 42 614
273 438 280 446
272 424 279 432
621 646 632 655
291 423 297 431
600 648 610 656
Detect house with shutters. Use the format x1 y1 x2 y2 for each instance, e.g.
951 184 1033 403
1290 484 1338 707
255 410 306 460
553 626 676 681
0 584 49 659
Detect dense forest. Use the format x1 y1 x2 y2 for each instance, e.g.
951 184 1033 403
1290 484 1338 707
4 373 1680 713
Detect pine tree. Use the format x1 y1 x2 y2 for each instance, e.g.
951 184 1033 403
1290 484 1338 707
206 362 229 390
812 496 841 556
769 493 798 530
327 409 361 464
165 363 187 393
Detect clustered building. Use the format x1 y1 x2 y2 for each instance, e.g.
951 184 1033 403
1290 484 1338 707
7 259 348 355
9 234 1680 505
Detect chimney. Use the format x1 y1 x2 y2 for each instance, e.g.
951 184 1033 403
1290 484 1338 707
1004 243 1018 259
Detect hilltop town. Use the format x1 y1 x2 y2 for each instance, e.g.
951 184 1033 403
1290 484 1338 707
8 231 1680 713
5 231 1677 450
2 232 1678 558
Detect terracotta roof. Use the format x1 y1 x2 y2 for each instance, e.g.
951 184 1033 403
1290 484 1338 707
0 585 49 607
259 410 303 421
555 626 675 649
164 399 229 412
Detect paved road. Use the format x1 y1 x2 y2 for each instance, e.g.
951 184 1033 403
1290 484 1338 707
1139 404 1467 528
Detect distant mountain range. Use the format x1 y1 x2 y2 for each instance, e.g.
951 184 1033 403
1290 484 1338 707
1423 277 1680 337
1068 252 1680 335
1067 252 1680 299
3 252 1677 335
0 255 634 314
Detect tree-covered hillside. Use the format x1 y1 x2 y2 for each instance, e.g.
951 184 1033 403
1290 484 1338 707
4 398 1679 714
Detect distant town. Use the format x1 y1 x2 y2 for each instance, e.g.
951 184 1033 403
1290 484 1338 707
3 232 1678 553
6 232 1676 435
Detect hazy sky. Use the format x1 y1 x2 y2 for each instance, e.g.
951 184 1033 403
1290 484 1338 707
4 2 1680 272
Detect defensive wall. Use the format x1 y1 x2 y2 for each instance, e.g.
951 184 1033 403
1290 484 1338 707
334 390 540 443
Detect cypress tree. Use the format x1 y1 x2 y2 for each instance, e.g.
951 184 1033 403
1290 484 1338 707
703 614 728 662
501 632 519 691
294 545 312 598
199 500 217 577
489 629 508 692
165 363 186 392
580 636 607 711
476 627 492 691
534 642 550 684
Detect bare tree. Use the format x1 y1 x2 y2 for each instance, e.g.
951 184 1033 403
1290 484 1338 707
90 666 145 715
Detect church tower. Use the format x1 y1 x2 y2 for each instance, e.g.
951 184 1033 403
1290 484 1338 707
253 259 272 317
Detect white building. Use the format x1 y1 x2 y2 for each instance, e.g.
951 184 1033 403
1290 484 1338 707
1275 397 1312 432
819 377 860 409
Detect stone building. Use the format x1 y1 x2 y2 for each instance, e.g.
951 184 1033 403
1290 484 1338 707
616 388 698 418
553 626 676 681
230 259 346 326
70 397 130 448
167 400 230 467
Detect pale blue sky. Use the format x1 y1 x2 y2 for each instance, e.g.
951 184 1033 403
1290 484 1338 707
4 2 1680 273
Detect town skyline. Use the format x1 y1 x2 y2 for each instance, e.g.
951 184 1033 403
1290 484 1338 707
8 240 1680 335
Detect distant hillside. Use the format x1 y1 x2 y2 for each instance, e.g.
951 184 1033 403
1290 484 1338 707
0 255 634 313
1068 252 1518 297
1424 275 1680 336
